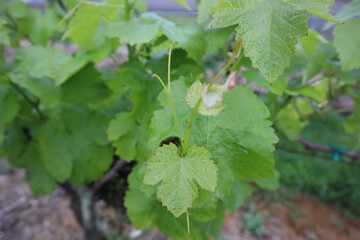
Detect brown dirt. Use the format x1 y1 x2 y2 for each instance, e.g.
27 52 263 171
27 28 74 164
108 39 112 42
1 167 359 240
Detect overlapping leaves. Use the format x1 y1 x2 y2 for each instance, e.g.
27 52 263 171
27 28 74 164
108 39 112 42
149 79 278 198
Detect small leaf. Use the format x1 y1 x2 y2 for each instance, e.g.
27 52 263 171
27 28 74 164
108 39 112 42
107 17 161 45
334 19 360 71
144 143 218 217
185 80 226 116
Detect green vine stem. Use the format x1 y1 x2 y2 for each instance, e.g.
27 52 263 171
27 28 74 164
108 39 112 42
186 210 191 239
10 82 46 121
124 0 136 59
152 44 184 150
209 39 243 88
58 1 82 27
182 39 243 156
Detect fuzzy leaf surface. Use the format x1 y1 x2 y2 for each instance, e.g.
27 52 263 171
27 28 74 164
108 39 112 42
144 143 217 217
212 0 337 82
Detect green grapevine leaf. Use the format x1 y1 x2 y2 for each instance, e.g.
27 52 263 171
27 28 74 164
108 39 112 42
149 79 278 198
108 112 152 161
109 64 160 125
0 18 10 46
61 106 113 185
10 73 61 107
212 0 337 83
28 8 62 46
22 142 57 197
35 105 113 185
161 22 205 64
36 120 73 182
334 19 360 71
61 64 111 104
198 0 217 23
205 27 234 54
107 16 161 45
0 85 20 145
67 4 103 50
223 181 252 213
143 143 218 217
2 0 27 19
142 13 206 63
275 104 309 141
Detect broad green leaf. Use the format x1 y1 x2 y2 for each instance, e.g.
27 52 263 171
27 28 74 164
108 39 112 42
198 0 217 23
11 46 88 104
334 19 360 71
10 73 61 107
299 30 321 58
162 22 206 64
207 86 278 194
252 169 280 190
13 45 72 79
144 143 218 217
61 64 111 104
149 80 277 197
149 79 278 198
3 0 27 19
1 124 27 167
340 70 360 85
223 181 252 212
275 104 309 141
59 105 113 185
212 0 337 83
302 37 336 83
286 83 327 104
35 105 113 185
205 27 234 54
63 0 77 9
0 18 10 46
108 112 152 161
109 62 161 125
23 142 56 197
67 4 102 50
143 13 206 63
28 8 62 46
0 85 20 145
107 17 161 45
54 55 88 85
36 120 73 182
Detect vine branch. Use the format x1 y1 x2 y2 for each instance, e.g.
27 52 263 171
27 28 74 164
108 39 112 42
10 82 45 121
299 137 360 161
92 159 127 194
